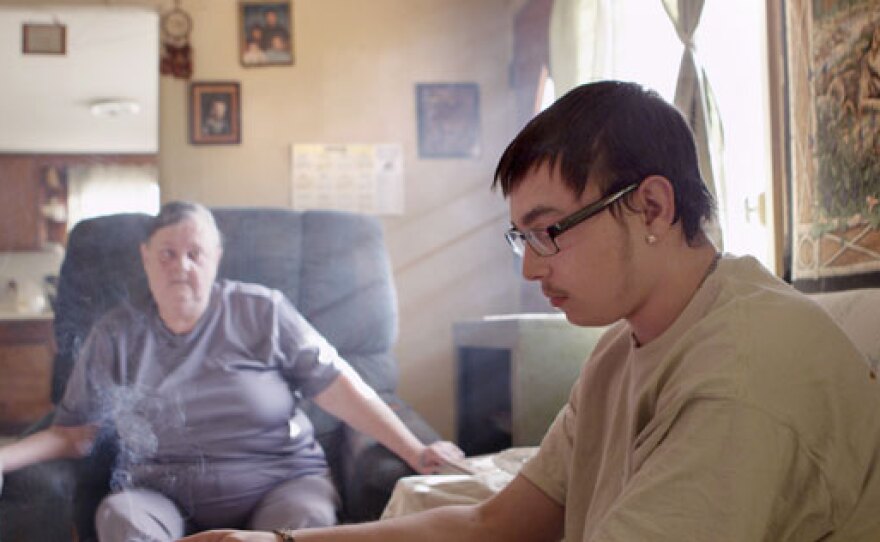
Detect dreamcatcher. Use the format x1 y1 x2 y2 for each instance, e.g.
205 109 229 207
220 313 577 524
160 0 193 79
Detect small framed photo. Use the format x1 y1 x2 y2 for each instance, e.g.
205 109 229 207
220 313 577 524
416 83 481 159
22 23 66 55
189 81 241 145
239 0 294 67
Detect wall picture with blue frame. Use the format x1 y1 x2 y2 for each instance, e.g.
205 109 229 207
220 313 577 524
416 83 481 159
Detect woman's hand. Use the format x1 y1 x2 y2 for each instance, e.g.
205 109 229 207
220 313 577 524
413 440 466 474
314 371 469 477
178 529 277 541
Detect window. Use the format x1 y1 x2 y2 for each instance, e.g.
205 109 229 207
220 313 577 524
66 163 160 229
559 0 774 269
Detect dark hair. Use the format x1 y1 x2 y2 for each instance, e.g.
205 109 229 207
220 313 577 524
144 201 222 247
493 80 714 244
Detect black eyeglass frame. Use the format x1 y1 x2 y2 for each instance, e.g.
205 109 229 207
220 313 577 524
505 181 641 257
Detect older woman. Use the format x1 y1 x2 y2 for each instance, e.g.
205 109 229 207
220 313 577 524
0 201 461 541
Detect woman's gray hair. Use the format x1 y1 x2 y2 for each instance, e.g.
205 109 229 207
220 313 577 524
144 201 223 247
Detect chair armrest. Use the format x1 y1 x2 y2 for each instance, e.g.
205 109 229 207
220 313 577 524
338 394 441 522
0 459 77 541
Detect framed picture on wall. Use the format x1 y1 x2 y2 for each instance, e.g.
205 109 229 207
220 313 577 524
416 83 481 159
22 23 66 55
783 0 880 291
239 0 294 67
189 81 241 145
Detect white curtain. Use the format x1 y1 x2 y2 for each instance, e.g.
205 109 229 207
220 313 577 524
66 163 160 228
549 0 611 97
662 0 726 248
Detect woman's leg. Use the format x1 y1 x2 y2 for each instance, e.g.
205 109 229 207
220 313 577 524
247 473 340 530
95 488 186 542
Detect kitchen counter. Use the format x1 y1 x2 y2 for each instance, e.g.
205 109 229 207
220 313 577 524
0 310 53 321
0 317 55 433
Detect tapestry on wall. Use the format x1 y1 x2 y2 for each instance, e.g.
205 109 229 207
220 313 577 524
786 0 880 291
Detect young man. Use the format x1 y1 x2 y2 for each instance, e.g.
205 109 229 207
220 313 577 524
182 81 880 541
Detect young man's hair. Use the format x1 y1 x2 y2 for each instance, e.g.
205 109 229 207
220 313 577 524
144 200 223 248
493 80 715 245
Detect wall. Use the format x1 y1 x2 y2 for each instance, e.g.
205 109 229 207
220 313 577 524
159 0 524 438
0 0 529 439
0 6 158 153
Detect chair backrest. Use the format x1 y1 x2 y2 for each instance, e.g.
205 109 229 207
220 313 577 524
52 208 401 435
809 288 880 373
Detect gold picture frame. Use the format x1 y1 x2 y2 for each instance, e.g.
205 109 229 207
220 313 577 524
189 81 241 145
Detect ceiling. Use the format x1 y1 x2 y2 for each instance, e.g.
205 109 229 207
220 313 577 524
0 6 158 153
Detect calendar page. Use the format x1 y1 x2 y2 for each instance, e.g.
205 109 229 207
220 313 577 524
290 143 404 215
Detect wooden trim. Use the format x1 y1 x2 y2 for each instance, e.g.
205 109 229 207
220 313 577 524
0 153 157 168
765 0 789 280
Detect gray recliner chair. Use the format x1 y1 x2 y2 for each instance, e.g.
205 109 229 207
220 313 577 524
0 208 440 541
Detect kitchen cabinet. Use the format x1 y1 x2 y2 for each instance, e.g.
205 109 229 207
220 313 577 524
0 319 54 434
0 153 157 252
0 156 45 251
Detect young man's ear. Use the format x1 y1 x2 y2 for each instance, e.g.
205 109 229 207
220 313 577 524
635 175 676 234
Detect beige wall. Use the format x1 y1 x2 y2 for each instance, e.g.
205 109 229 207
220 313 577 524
0 0 528 439
159 0 524 438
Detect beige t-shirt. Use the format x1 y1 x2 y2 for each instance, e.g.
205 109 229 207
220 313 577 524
520 255 880 541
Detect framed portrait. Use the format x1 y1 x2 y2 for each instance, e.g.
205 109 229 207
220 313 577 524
783 0 880 291
239 0 294 67
416 83 481 159
22 23 66 55
189 81 241 145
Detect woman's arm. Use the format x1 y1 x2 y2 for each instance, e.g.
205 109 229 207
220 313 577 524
312 367 462 473
178 474 565 542
0 423 97 474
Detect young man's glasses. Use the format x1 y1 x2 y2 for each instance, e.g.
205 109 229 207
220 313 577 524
505 182 641 257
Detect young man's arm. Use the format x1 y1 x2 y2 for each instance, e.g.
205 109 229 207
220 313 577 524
178 474 565 542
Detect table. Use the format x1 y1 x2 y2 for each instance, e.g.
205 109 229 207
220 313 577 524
381 447 538 519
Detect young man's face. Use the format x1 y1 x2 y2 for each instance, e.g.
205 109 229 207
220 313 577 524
508 162 641 327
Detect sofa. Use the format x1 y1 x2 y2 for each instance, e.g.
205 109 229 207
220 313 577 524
808 287 880 374
0 208 441 541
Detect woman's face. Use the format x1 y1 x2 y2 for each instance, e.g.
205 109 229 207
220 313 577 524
140 216 222 328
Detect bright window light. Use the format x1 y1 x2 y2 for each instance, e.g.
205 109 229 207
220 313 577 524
66 164 160 229
540 76 557 112
606 0 772 268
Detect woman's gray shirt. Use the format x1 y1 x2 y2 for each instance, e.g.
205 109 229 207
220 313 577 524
54 279 343 511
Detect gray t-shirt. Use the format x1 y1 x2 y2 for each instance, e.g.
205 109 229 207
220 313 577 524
54 280 343 524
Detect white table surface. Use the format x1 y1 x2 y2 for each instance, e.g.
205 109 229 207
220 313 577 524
382 447 538 519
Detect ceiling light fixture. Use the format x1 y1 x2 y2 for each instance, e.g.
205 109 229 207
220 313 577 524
89 99 141 117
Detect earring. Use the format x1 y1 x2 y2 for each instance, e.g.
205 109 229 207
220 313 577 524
645 234 658 245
